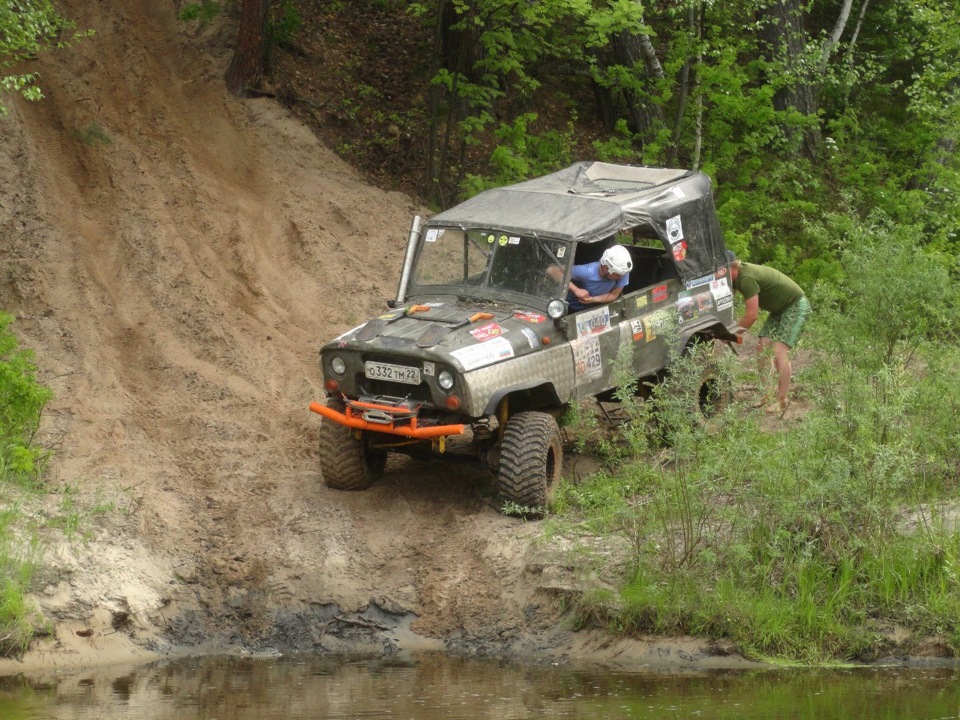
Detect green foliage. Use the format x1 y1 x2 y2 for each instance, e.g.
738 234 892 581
391 0 960 279
0 508 41 658
459 113 575 198
0 0 92 114
177 1 221 25
268 1 302 47
0 313 51 482
553 227 960 662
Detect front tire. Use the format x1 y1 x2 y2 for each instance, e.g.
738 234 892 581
318 399 387 491
497 411 563 516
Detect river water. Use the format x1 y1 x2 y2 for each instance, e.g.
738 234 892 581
2 653 959 719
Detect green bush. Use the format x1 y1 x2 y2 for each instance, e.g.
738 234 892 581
554 227 960 662
0 313 51 482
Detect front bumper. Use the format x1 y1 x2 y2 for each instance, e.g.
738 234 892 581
310 397 465 439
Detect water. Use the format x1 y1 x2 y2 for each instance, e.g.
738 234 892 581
2 653 960 719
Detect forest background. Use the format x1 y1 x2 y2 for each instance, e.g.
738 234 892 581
2 0 960 664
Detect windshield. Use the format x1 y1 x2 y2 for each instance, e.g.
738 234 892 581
412 227 568 302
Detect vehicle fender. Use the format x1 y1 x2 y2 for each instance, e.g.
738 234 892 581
677 319 739 350
481 380 563 416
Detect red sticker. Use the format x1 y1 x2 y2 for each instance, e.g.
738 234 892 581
514 311 545 323
672 241 688 262
470 322 505 341
652 284 669 303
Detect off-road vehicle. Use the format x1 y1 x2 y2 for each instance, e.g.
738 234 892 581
311 162 740 512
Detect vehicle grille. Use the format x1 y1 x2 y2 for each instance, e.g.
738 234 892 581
358 377 434 404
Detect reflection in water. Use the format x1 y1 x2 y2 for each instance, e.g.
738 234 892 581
2 653 960 719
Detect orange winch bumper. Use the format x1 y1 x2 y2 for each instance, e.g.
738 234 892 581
309 400 465 439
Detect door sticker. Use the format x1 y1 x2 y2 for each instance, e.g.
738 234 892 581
572 336 603 382
575 305 612 338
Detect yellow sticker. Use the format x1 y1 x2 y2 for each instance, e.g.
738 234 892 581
498 235 508 246
487 234 495 244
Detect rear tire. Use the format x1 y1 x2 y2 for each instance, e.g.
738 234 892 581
497 411 563 517
697 365 732 418
318 399 387 491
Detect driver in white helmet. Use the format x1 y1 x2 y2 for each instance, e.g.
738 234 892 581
565 244 633 311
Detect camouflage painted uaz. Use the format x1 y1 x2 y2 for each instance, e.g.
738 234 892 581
311 162 740 514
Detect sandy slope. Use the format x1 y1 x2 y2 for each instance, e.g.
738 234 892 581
0 0 739 674
0 0 560 668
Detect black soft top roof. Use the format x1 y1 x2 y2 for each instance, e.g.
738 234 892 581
428 161 728 282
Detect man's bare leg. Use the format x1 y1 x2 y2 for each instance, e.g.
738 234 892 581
771 340 792 412
754 338 775 407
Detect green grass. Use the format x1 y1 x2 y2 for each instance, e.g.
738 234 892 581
550 232 960 663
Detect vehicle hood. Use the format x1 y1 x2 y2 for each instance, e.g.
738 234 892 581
326 301 554 372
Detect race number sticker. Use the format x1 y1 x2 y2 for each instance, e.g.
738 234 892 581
572 336 603 382
575 305 611 338
450 337 515 370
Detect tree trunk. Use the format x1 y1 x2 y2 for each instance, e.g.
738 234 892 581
758 0 821 156
225 0 270 97
819 0 855 76
668 3 700 166
611 30 664 134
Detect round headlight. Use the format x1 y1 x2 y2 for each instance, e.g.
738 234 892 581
547 299 566 319
330 356 347 375
437 370 455 390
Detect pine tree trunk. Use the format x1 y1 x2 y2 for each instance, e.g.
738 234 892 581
225 0 270 97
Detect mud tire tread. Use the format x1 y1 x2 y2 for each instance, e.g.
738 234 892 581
497 411 563 515
318 399 386 491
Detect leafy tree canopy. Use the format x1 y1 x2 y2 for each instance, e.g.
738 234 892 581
0 0 90 115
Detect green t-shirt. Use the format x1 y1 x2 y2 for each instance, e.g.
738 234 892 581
733 262 804 315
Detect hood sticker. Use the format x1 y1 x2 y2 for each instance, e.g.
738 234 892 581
469 322 505 342
450 337 515 370
520 327 540 350
652 284 669 303
514 311 545 323
630 319 645 342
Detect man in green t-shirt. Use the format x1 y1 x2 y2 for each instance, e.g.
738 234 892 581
728 251 811 414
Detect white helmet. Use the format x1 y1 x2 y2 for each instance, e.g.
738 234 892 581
600 245 633 275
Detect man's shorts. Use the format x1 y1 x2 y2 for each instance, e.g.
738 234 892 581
760 296 811 348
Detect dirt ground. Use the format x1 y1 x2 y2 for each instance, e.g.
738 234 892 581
0 0 759 677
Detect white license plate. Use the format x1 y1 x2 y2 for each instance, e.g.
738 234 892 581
364 361 421 385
